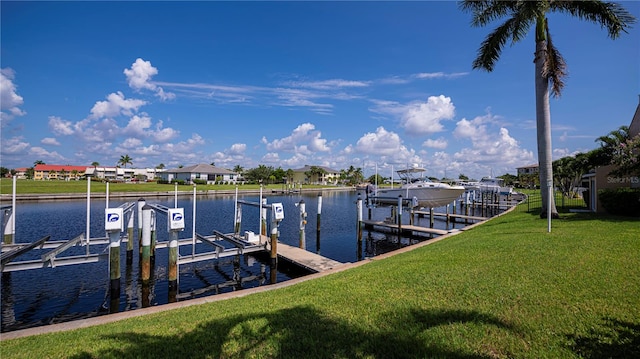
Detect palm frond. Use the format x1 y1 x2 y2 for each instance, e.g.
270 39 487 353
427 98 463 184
459 0 517 27
542 25 567 98
551 1 637 38
472 18 515 71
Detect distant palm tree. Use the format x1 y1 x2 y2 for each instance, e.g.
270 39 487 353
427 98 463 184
460 0 635 218
34 160 45 166
118 155 133 168
156 163 165 169
91 161 100 167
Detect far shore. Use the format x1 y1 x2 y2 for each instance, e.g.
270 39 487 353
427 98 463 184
0 186 356 203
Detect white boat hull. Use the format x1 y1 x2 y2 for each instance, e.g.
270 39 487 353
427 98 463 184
375 185 466 208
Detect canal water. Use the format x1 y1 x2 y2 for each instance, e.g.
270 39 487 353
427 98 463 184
1 189 483 332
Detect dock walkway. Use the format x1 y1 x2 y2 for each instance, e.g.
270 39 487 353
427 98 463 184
277 243 343 272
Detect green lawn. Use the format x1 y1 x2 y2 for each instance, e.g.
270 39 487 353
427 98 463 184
0 179 330 194
1 205 638 358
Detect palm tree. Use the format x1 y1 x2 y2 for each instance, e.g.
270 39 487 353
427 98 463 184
118 154 133 168
460 1 635 218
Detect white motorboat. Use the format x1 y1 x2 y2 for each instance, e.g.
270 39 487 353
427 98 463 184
460 177 513 195
372 168 466 208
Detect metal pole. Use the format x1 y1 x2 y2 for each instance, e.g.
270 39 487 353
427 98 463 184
234 186 240 235
192 185 196 257
141 204 152 282
86 177 91 255
259 183 263 235
316 193 322 235
270 211 278 266
126 209 134 263
547 180 552 233
174 182 178 208
261 198 267 237
137 198 145 257
10 175 16 243
106 181 109 209
356 194 363 243
397 195 403 235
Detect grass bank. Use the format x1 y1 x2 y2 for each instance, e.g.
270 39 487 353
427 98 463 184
2 205 638 358
0 179 333 195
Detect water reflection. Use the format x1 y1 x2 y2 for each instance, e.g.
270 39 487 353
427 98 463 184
1 190 488 332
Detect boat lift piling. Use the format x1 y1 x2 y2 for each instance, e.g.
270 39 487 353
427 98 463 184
105 201 136 302
297 199 306 250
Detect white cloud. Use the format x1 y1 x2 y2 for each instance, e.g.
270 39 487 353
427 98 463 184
264 123 331 153
89 92 146 119
152 124 179 143
41 137 60 146
124 58 175 101
412 72 468 79
402 95 455 134
29 147 65 161
121 138 143 149
0 136 29 155
369 95 456 135
423 137 448 149
285 78 370 90
123 114 152 136
452 113 534 167
228 143 246 155
353 127 419 164
1 68 26 125
261 152 281 163
48 116 76 136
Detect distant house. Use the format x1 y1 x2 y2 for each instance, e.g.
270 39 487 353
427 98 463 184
516 164 539 176
583 98 640 213
290 165 341 185
159 164 238 184
85 167 164 181
34 164 89 181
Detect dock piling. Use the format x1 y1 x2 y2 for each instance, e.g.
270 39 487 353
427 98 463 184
298 199 306 249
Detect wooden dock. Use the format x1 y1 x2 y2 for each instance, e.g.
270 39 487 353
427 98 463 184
361 220 449 236
277 243 343 273
413 210 488 222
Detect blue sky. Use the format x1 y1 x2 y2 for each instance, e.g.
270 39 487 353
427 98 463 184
1 1 638 180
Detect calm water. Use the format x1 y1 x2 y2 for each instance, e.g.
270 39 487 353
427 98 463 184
1 190 480 332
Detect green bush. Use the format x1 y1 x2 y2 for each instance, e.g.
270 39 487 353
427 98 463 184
598 188 640 216
192 179 207 185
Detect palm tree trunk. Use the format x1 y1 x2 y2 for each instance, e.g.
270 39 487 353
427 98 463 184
535 40 559 218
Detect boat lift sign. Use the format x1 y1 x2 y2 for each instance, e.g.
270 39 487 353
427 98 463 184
168 208 185 231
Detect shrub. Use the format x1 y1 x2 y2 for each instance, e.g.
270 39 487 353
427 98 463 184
598 188 640 216
192 179 207 185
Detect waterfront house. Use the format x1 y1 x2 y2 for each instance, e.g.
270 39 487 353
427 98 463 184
160 164 238 184
290 165 340 185
34 164 90 181
583 97 640 213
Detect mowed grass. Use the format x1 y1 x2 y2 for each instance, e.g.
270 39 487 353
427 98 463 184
0 179 326 194
2 205 638 358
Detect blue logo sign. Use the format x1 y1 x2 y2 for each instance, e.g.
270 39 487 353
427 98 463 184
172 213 183 221
107 213 120 222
